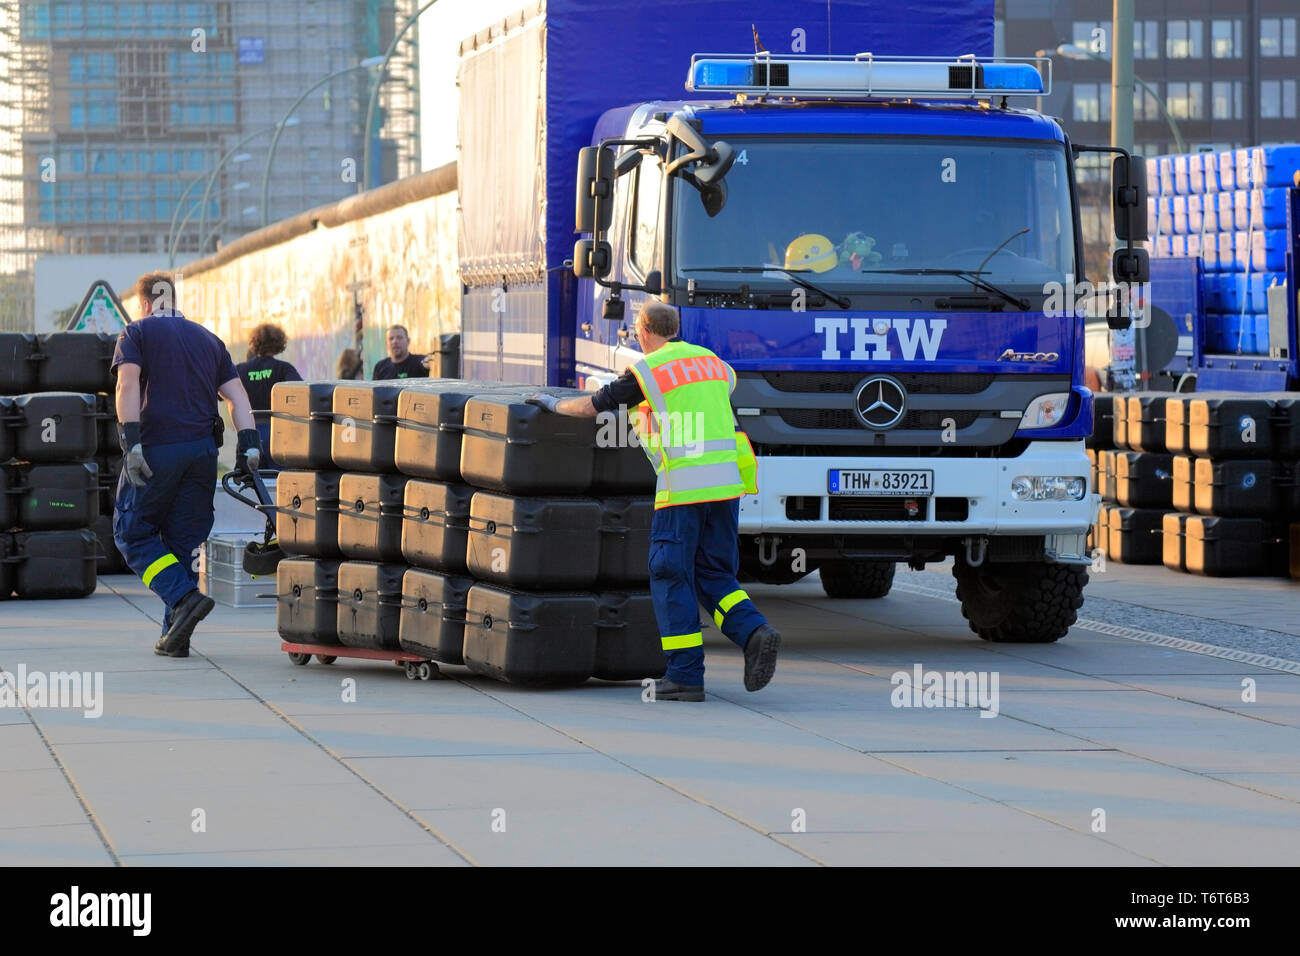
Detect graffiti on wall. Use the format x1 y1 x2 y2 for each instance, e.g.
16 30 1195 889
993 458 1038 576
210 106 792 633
165 191 460 381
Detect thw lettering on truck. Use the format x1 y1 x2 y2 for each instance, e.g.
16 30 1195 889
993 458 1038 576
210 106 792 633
814 317 948 361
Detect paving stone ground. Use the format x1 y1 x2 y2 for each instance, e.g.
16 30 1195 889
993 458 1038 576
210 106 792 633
3 546 1297 866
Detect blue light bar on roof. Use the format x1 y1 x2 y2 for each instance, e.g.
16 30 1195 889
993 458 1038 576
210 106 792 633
687 54 1048 99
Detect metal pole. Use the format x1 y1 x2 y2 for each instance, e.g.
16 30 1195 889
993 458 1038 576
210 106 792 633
166 174 207 267
1133 74 1187 153
196 126 277 256
1073 45 1187 153
168 201 202 266
360 0 439 194
261 62 379 227
1033 49 1049 113
1110 0 1135 154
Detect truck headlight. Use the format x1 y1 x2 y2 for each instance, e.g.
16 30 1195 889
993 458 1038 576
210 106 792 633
1011 476 1087 501
1019 393 1069 429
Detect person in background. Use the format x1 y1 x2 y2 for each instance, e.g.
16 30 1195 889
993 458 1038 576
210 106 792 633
337 347 365 380
236 322 302 471
113 271 261 658
372 324 429 380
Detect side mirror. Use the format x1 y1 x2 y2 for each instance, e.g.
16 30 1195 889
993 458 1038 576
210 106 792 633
614 149 643 178
664 114 735 187
1108 248 1149 330
695 141 735 186
1112 154 1148 241
642 270 662 296
575 146 615 234
700 181 727 218
1112 246 1149 283
572 239 612 279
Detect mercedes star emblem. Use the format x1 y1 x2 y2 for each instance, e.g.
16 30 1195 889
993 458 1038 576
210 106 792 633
854 376 907 429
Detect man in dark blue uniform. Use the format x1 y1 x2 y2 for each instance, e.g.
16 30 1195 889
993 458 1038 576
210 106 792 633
372 324 429 380
112 272 262 658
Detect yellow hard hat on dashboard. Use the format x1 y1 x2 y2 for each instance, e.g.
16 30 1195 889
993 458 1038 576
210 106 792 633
784 233 838 273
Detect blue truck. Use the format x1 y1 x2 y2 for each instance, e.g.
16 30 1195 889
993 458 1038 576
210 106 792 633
457 0 1148 642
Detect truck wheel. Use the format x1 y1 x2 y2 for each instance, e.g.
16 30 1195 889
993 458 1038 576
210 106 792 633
952 559 1087 643
818 559 895 599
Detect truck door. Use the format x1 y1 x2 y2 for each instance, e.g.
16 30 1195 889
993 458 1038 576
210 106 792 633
575 155 634 389
611 157 664 373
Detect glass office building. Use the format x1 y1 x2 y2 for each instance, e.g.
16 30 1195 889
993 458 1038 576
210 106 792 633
0 0 420 326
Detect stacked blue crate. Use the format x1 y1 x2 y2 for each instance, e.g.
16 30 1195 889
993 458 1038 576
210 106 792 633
1148 145 1297 355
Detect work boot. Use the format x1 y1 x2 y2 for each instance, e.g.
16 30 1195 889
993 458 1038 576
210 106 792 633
154 632 189 658
652 678 705 702
155 589 214 657
743 624 781 691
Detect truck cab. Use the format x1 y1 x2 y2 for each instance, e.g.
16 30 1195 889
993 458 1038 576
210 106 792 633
574 54 1149 642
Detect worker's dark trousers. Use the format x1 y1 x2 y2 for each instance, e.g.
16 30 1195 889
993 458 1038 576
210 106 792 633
649 498 766 686
113 437 218 631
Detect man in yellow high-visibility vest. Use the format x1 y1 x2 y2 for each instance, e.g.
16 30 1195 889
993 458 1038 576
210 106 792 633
528 302 780 701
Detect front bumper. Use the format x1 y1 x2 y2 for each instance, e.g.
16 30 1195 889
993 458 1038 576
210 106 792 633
738 440 1098 538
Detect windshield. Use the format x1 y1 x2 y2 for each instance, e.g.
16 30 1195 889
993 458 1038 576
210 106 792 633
673 136 1076 293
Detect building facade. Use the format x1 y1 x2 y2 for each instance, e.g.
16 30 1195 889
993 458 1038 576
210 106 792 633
0 0 420 326
1001 0 1300 283
1002 0 1300 158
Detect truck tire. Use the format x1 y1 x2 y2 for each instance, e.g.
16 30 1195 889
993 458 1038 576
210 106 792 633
952 559 1087 643
818 559 895 599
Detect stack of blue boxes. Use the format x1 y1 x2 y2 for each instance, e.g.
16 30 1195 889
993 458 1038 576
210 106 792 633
1148 144 1299 356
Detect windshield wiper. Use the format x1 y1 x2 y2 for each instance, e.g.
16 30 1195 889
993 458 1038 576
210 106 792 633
679 266 851 309
859 268 1030 311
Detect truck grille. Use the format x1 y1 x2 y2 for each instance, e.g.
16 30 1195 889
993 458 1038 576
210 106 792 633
761 372 994 395
827 497 927 521
778 408 982 431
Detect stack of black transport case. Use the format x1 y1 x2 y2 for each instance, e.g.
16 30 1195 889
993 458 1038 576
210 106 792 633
1088 391 1300 578
270 377 667 684
0 332 127 600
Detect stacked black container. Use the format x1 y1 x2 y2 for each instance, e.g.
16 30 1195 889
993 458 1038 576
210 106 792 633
270 378 664 684
0 332 122 599
1090 393 1177 564
1092 390 1299 576
1084 393 1113 559
1160 392 1300 577
1095 392 1179 565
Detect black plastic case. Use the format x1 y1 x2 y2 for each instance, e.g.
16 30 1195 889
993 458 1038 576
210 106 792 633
335 561 406 651
398 567 473 664
337 473 408 562
276 557 342 644
465 491 602 588
400 479 473 573
462 583 598 685
275 470 342 558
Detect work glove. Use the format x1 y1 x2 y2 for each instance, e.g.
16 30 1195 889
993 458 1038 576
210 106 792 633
119 422 152 488
525 393 559 413
235 428 262 475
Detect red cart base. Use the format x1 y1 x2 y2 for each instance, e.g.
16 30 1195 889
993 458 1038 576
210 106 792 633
278 641 442 681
